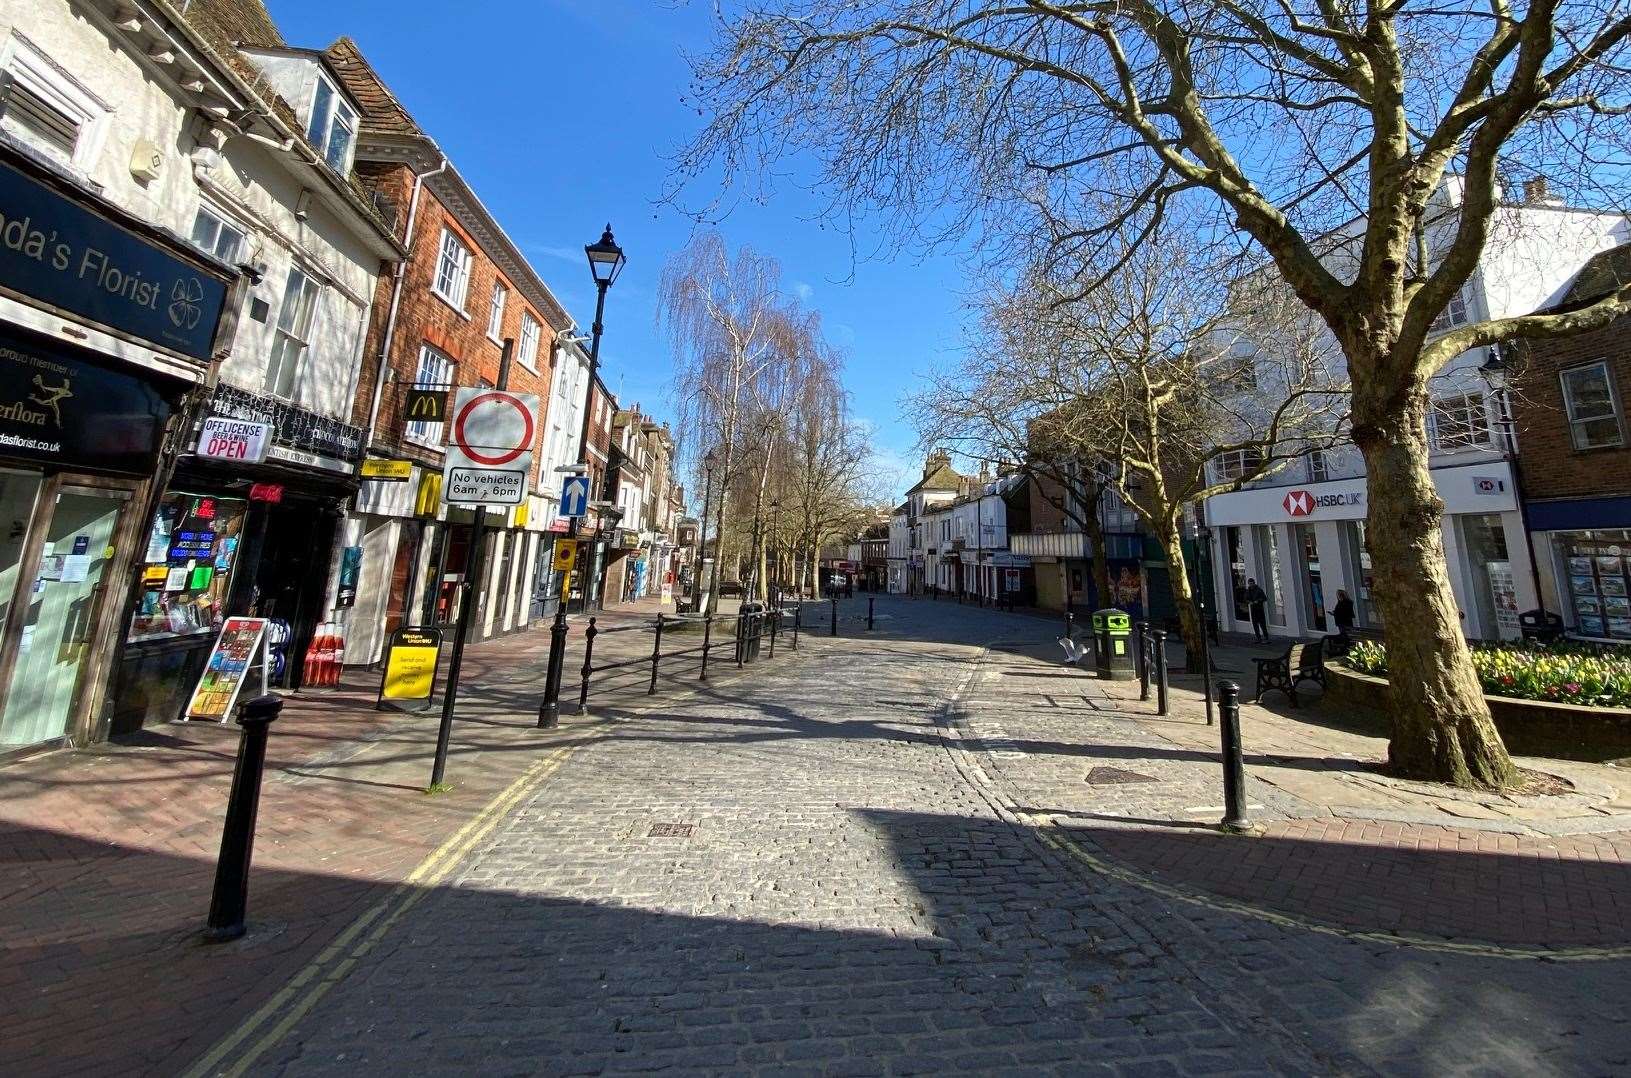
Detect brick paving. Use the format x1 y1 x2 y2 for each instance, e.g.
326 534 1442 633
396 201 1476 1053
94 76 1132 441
207 596 1627 1075
7 593 1631 1075
0 598 767 1077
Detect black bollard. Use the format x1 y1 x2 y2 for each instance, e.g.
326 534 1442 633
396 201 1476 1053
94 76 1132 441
700 615 712 680
538 612 569 729
648 613 665 695
579 618 598 713
1218 680 1250 831
792 602 801 651
867 596 875 631
1138 624 1151 703
830 595 838 637
1152 629 1169 716
1065 611 1074 644
204 694 283 942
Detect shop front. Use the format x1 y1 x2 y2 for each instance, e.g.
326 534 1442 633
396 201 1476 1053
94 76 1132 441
110 382 365 734
1527 496 1631 642
0 151 233 753
1203 462 1531 643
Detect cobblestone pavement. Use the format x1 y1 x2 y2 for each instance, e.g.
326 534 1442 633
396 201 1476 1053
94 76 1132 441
219 596 1628 1076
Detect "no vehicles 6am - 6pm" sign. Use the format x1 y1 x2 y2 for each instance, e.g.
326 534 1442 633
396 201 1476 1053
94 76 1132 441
442 388 539 507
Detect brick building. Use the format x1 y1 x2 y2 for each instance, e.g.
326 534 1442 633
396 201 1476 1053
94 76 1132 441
319 38 571 662
1511 244 1631 640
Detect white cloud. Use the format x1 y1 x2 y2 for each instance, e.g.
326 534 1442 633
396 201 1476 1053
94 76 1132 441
793 281 814 302
529 244 582 264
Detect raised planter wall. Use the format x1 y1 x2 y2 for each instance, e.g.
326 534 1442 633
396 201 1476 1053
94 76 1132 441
1323 666 1631 761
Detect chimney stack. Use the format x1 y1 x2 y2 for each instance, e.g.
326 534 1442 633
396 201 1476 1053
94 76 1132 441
1523 176 1550 203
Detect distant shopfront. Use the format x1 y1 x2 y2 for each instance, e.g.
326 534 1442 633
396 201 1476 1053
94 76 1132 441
0 149 233 754
1203 462 1532 643
1526 496 1631 642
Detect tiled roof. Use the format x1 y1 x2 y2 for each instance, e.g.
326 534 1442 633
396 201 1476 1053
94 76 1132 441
1560 245 1631 308
321 37 425 139
906 461 966 495
176 0 285 50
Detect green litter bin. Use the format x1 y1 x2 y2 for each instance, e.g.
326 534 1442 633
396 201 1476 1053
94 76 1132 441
1092 608 1136 680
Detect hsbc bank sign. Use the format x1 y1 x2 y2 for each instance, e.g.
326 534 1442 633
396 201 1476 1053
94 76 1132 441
1282 489 1364 517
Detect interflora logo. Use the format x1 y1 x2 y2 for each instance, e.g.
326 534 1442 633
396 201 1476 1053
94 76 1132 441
1283 488 1363 516
168 277 205 329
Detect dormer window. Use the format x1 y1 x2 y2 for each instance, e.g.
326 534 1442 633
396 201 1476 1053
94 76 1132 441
306 73 356 173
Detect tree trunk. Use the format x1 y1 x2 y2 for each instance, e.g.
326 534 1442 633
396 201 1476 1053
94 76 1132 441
1354 388 1517 789
1157 524 1206 668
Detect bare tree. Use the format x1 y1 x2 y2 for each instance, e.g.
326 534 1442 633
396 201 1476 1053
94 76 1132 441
661 232 784 613
680 1 1631 787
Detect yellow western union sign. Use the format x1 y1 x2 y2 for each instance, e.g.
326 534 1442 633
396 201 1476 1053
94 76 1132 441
380 627 442 710
360 457 413 481
552 538 577 571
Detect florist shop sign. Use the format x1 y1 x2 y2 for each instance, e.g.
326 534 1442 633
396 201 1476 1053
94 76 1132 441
0 157 230 360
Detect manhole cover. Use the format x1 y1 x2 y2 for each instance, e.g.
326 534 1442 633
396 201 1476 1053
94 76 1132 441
647 823 696 838
1085 766 1156 785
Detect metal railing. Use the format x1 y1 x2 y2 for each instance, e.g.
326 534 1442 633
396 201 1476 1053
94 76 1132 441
570 600 811 714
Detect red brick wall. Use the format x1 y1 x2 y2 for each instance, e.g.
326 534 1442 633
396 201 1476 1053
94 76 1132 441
355 177 563 490
1027 472 1071 532
1512 312 1631 502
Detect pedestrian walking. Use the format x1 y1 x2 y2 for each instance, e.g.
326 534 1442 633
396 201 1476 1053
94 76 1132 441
1332 588 1355 638
1245 578 1269 642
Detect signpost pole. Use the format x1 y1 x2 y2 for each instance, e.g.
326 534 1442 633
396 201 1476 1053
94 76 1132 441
429 340 513 789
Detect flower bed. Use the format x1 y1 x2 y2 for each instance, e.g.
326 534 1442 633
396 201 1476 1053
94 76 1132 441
1345 639 1631 709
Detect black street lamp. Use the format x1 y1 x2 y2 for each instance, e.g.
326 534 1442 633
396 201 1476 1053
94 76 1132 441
695 449 717 610
541 225 625 728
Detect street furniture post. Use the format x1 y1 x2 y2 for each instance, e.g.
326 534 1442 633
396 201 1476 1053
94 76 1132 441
1218 680 1250 831
204 695 282 942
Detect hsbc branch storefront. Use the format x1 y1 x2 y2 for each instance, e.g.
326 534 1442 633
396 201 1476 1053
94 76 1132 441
1201 461 1533 644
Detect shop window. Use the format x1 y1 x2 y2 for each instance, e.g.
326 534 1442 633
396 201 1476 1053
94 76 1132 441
265 266 320 400
1308 449 1330 483
406 344 454 446
306 73 356 173
486 281 507 342
190 206 246 264
433 228 472 311
0 36 106 170
1429 394 1493 451
1561 533 1631 640
127 494 248 642
1560 362 1624 450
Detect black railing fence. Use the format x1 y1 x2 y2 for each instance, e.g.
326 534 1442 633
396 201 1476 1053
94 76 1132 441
570 600 819 714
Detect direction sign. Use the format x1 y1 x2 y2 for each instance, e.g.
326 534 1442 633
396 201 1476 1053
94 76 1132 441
442 388 540 506
560 474 591 517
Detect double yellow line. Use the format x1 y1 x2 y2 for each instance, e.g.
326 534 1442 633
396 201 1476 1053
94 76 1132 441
183 748 573 1077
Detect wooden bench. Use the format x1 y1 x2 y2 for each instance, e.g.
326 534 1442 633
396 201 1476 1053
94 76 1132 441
1252 637 1327 706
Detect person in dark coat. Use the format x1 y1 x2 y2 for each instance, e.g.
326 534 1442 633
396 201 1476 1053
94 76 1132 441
1245 578 1269 642
1332 589 1356 637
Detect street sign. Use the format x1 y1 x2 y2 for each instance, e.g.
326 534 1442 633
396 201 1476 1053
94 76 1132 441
559 474 591 517
404 387 447 423
361 457 413 481
196 416 270 463
552 538 578 571
442 388 539 506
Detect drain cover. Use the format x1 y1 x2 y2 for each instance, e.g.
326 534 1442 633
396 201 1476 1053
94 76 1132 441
1085 766 1156 785
647 822 696 838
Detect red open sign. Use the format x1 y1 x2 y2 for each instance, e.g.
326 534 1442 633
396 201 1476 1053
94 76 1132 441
249 483 284 503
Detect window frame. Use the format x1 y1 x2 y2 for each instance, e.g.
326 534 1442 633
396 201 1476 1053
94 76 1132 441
305 71 357 174
190 204 247 265
1559 361 1625 451
518 310 541 370
1212 447 1265 483
405 343 455 448
1429 285 1472 333
1429 393 1494 452
486 281 508 343
432 227 473 313
0 34 110 173
264 265 321 401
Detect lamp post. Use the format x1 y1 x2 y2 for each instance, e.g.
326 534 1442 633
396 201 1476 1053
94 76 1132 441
768 498 781 604
540 226 625 729
694 451 716 611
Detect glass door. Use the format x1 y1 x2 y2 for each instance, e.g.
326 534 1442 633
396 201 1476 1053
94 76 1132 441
0 484 129 748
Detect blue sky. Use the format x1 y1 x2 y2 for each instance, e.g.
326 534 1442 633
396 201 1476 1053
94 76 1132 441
268 0 969 498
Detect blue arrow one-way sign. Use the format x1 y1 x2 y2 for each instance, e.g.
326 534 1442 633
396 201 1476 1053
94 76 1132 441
560 475 591 518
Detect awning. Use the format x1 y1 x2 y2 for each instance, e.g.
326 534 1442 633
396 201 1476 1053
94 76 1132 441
1528 496 1631 533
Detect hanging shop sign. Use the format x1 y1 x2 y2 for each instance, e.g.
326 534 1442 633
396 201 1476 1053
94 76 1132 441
182 616 269 721
360 457 413 482
0 157 230 359
196 416 270 463
249 482 284 503
443 388 539 506
0 327 172 472
377 626 442 711
403 386 448 424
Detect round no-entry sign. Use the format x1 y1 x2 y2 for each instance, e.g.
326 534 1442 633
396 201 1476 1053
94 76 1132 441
452 390 536 466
